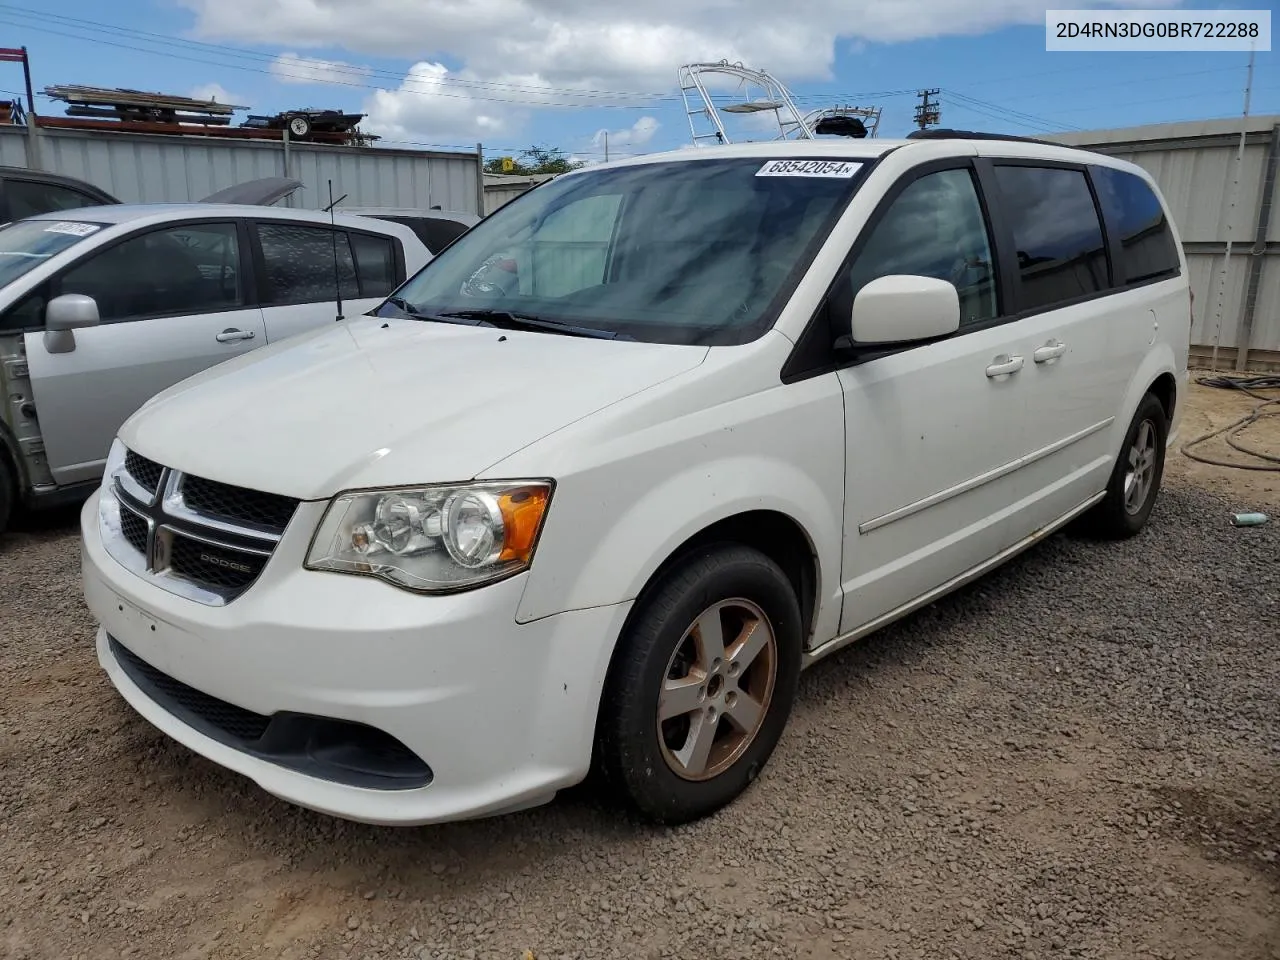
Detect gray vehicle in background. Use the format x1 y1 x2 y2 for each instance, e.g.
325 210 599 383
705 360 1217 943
0 202 431 533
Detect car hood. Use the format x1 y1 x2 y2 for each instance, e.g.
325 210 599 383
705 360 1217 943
120 316 708 500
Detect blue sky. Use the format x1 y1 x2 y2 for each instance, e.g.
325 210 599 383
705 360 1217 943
0 0 1274 163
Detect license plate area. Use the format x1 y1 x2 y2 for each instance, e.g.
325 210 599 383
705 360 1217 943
108 590 159 637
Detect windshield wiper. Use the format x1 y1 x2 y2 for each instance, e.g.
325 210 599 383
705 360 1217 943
383 298 497 327
436 309 632 340
383 296 424 317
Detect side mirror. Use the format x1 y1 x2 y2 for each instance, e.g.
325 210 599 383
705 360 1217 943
848 275 960 347
43 293 100 354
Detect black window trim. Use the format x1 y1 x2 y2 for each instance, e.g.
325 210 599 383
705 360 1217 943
983 156 1118 321
780 155 1011 384
0 216 255 332
779 153 1186 386
247 218 408 307
1087 162 1183 290
980 158 1182 318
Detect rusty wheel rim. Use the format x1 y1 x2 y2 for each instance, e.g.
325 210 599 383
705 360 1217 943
656 598 778 782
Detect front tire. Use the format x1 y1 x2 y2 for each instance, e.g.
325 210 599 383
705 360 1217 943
594 543 802 825
1081 391 1168 539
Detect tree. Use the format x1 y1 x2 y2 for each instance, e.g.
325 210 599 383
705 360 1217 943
484 144 585 176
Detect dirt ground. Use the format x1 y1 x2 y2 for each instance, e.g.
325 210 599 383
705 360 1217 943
1166 378 1280 511
2 376 1278 960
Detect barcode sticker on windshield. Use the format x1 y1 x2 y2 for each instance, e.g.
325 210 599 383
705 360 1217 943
43 221 100 237
756 159 863 178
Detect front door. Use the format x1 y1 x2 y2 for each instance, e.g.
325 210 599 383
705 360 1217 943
25 220 265 485
835 164 1031 635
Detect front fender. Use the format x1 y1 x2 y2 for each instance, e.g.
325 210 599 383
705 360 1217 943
508 375 846 650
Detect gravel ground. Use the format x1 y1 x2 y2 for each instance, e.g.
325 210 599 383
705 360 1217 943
3 418 1279 959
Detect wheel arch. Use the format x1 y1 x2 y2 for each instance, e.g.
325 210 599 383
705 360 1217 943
588 507 821 769
1148 370 1177 424
1111 345 1180 456
626 509 820 646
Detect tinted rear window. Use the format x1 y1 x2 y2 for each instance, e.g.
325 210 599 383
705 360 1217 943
379 216 470 253
1091 166 1181 285
993 165 1110 312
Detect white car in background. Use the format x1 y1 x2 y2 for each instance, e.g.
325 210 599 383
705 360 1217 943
0 203 429 533
82 133 1189 828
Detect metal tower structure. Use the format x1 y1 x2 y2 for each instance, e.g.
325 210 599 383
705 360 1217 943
678 61 814 147
801 104 882 139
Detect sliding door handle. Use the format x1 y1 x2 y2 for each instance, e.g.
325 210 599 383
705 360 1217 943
985 354 1024 378
1034 339 1068 363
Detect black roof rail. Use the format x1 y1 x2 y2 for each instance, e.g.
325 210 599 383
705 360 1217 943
905 128 1066 148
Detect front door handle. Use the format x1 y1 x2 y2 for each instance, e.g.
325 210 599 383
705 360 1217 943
985 354 1024 378
216 328 256 343
1033 339 1067 363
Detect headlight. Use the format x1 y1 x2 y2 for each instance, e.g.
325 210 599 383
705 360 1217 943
304 480 553 593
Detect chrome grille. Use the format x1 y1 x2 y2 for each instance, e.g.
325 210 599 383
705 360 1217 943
180 475 297 533
118 503 149 555
124 450 163 495
100 448 300 606
168 534 267 592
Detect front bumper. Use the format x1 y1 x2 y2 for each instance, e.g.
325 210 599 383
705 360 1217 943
80 491 632 826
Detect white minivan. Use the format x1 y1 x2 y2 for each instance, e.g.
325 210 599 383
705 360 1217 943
80 133 1190 827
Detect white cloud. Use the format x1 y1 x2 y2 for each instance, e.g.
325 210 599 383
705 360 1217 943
184 0 1173 93
271 52 371 86
591 116 660 151
182 0 1174 143
188 82 247 106
361 61 527 145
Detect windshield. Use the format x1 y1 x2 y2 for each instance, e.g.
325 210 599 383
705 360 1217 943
0 219 105 288
379 157 870 345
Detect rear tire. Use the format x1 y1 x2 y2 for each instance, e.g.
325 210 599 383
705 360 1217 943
0 456 14 536
594 543 802 825
1080 392 1167 539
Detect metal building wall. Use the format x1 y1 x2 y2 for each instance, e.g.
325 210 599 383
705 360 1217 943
1047 116 1280 371
0 123 484 215
483 173 557 215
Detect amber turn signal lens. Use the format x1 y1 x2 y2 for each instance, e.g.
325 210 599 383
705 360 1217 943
498 486 550 563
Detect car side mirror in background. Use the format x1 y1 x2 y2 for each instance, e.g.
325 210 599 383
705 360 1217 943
43 293 100 354
846 275 960 348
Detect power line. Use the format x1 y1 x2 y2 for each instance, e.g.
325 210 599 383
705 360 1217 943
939 98 1059 133
1040 84 1280 118
0 3 920 110
945 90 1083 132
0 3 675 102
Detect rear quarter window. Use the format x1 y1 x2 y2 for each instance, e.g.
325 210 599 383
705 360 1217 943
1091 166 1181 285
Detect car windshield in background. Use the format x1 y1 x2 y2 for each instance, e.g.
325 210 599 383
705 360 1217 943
379 157 870 346
0 219 105 289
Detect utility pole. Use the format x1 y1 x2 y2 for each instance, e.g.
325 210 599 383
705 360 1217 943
604 131 609 162
1208 43 1255 373
914 88 941 131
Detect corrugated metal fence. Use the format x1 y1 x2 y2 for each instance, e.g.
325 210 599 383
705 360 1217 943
0 122 485 215
1048 116 1280 371
483 173 557 215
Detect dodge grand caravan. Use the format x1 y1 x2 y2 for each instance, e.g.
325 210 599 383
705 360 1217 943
80 134 1190 826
